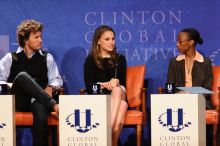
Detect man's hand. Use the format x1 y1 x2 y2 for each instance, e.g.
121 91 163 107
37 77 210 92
44 86 53 97
53 104 59 115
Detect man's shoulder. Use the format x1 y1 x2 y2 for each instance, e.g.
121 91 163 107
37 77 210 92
1 52 12 61
44 52 55 62
41 50 49 56
11 52 18 61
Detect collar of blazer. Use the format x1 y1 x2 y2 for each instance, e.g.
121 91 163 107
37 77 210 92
176 51 204 63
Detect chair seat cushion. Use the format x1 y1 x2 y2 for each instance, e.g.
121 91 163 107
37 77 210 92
206 110 219 124
124 110 143 125
16 112 59 125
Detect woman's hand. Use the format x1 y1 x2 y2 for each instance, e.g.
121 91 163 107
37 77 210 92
176 90 189 94
100 78 119 91
110 78 119 87
100 82 112 90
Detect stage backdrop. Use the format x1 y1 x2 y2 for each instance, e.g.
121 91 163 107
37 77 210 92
0 0 220 145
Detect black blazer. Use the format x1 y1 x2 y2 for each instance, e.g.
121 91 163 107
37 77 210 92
167 56 214 109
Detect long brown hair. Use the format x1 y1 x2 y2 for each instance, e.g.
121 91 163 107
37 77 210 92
91 25 119 69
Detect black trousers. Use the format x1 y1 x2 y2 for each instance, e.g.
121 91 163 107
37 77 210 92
10 72 57 146
206 124 213 146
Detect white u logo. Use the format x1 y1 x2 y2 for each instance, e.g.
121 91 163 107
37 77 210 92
93 85 98 92
167 84 173 90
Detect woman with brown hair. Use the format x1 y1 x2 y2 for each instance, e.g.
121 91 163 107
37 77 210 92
84 25 127 146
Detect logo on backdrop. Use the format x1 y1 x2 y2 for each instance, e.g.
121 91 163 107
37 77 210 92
0 122 6 129
66 109 100 133
209 48 220 66
158 108 191 132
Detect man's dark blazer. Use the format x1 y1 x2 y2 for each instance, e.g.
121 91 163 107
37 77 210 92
167 56 214 109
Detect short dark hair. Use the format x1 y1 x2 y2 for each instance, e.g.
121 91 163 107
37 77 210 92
181 28 203 45
17 20 44 48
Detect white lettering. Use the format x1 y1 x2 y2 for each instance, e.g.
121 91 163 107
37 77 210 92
141 48 152 61
160 48 171 60
100 12 109 25
112 12 117 24
155 30 165 42
131 49 141 61
119 48 177 61
119 30 131 43
173 29 177 42
152 11 165 24
169 11 182 24
137 11 150 24
84 11 183 25
85 31 93 44
139 30 148 42
121 11 134 24
84 12 96 25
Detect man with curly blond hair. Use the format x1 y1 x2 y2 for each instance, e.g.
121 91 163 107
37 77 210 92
0 19 63 146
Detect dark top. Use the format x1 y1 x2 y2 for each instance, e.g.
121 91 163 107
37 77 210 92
167 56 214 109
8 51 48 89
84 54 127 94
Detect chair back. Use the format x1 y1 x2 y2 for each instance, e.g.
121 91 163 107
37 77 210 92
126 65 146 107
212 66 220 107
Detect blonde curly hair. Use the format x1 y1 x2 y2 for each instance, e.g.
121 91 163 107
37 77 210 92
17 20 44 48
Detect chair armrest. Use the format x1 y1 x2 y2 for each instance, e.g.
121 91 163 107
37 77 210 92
158 87 165 94
79 89 87 95
58 87 64 95
217 87 220 112
141 88 147 126
51 87 64 97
